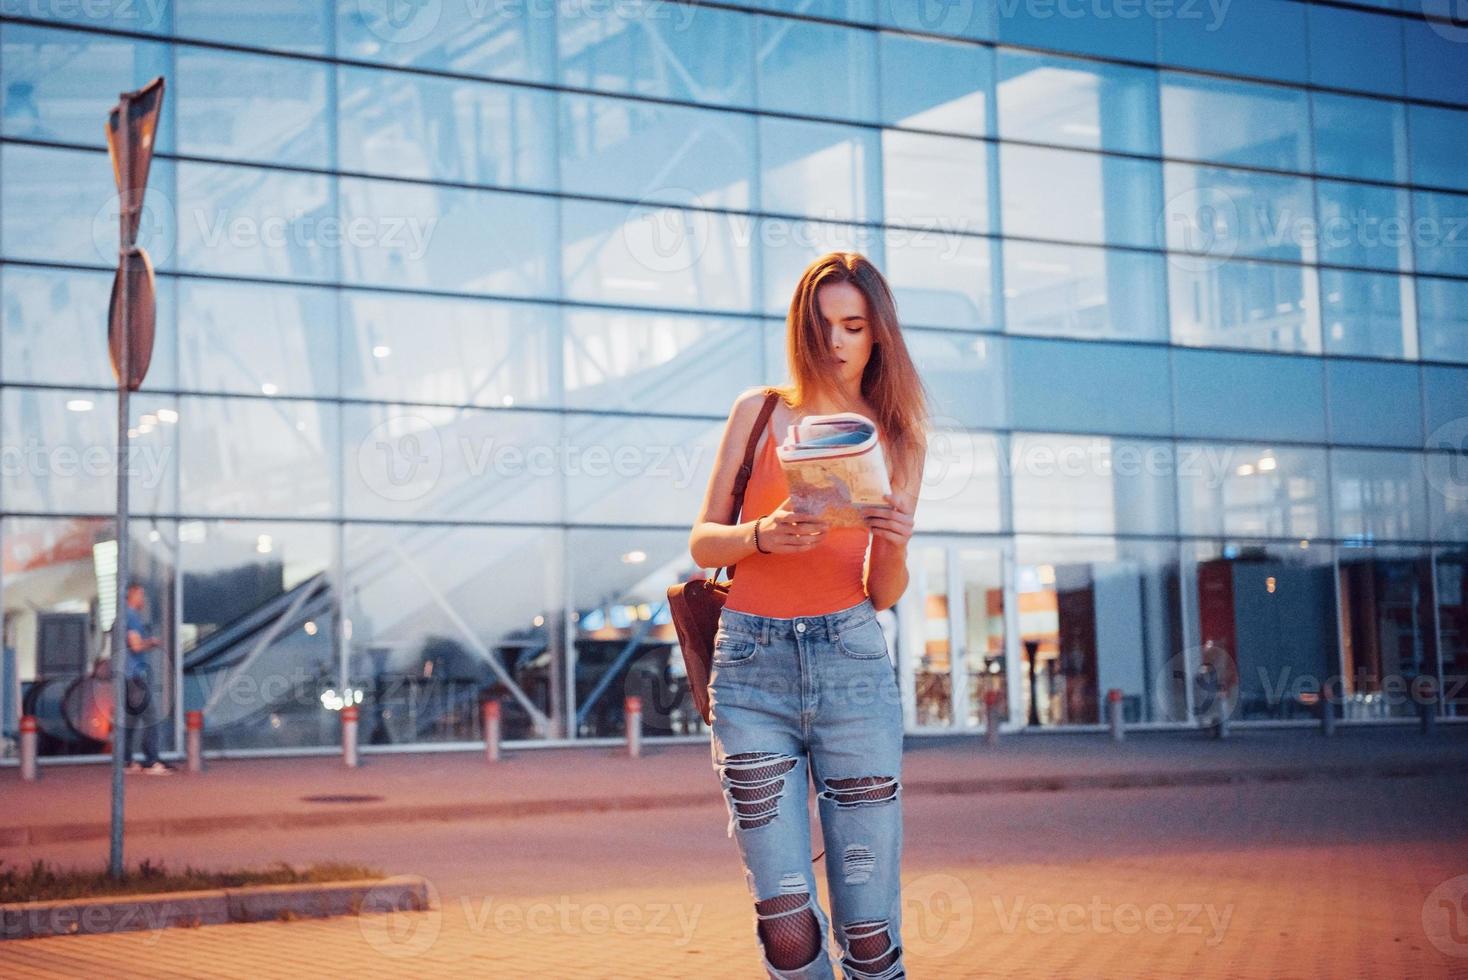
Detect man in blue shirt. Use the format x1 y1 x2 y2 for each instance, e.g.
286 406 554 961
123 581 173 774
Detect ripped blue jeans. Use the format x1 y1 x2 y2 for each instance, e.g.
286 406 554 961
708 596 905 980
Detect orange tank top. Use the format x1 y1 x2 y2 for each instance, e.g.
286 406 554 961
722 410 872 617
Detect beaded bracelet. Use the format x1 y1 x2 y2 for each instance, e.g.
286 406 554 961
753 515 771 554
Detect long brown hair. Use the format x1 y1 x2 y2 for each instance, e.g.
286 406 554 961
771 251 932 487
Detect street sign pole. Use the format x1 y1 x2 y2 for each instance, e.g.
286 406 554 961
104 76 164 881
108 94 132 882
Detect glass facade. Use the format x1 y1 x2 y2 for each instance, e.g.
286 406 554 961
2 1 1466 762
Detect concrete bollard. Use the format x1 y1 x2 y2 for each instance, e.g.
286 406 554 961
984 690 1002 746
186 710 204 773
341 704 359 768
1319 681 1336 738
482 699 501 763
20 714 38 781
1419 678 1438 736
1107 688 1125 742
625 695 642 758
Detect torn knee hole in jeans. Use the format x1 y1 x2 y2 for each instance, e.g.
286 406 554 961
756 890 822 972
819 775 899 808
719 751 797 831
842 919 902 978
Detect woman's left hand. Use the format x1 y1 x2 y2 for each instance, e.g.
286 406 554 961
861 491 915 548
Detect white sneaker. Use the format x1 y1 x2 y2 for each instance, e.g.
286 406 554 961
142 761 175 775
125 761 145 773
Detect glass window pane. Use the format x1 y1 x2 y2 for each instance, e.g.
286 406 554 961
995 0 1155 61
751 0 874 20
1404 18 1468 105
1409 104 1468 194
338 176 557 297
1337 545 1440 718
755 15 875 121
1 388 177 515
1417 276 1468 366
1412 190 1468 279
882 130 987 234
1182 539 1337 721
564 310 762 415
1314 179 1413 272
1332 449 1430 542
1001 144 1162 250
555 1 750 104
1008 337 1172 437
879 33 989 136
570 528 699 737
1011 435 1177 536
1 145 177 271
879 1 991 40
2 265 177 391
761 219 882 316
1163 162 1315 265
1326 359 1423 448
341 0 555 84
177 0 330 54
1159 72 1308 171
1437 552 1468 715
907 330 1006 430
179 395 337 517
1319 268 1417 360
1307 4 1404 96
1016 536 1181 725
345 522 560 743
342 292 559 408
339 66 557 192
883 226 992 330
1172 348 1325 442
997 49 1159 156
342 404 560 522
178 279 336 398
1423 365 1468 446
1002 240 1168 343
560 93 754 209
181 519 337 751
916 430 1003 532
759 117 880 223
5 0 169 32
176 161 334 282
1156 0 1307 85
564 414 712 526
1 23 172 151
1428 459 1468 542
562 198 753 312
176 47 330 169
1310 92 1408 185
1176 443 1331 539
1168 259 1320 356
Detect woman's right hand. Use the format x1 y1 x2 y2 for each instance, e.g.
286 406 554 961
756 497 828 553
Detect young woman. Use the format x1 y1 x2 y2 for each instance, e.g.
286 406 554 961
688 251 931 979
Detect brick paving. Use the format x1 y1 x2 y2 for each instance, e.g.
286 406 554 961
3 843 1466 978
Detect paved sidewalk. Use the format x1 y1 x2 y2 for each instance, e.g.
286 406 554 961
3 727 1464 847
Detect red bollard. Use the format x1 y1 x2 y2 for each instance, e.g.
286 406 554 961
482 699 501 763
185 710 204 773
20 715 38 781
983 690 1002 746
625 695 642 758
341 704 360 768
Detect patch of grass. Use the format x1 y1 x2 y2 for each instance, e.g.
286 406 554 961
0 858 385 904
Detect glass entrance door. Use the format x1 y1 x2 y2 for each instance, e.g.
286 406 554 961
900 540 1012 733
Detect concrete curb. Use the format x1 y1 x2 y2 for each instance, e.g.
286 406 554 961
0 760 1452 849
0 875 430 941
